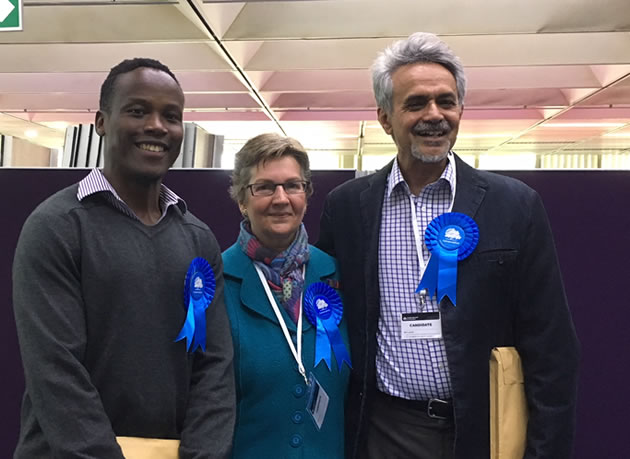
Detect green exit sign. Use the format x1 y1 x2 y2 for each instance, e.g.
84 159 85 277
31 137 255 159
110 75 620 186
0 0 21 31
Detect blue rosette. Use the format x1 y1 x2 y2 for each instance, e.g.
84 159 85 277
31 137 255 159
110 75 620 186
416 212 479 306
175 257 216 352
303 282 351 371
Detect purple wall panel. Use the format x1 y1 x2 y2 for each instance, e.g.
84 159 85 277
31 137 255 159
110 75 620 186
505 171 630 459
1 168 628 457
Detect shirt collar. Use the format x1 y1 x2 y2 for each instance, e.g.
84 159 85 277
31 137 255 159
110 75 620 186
77 168 187 214
386 152 456 200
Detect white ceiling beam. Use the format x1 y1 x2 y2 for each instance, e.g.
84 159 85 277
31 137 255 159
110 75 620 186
465 88 570 107
465 66 602 90
0 71 247 93
223 0 630 40
278 111 377 122
176 0 287 133
589 65 630 86
0 43 232 72
449 33 630 67
223 41 266 68
0 92 261 111
268 92 374 109
259 70 372 92
242 33 630 71
561 88 602 105
1 5 207 44
200 2 247 38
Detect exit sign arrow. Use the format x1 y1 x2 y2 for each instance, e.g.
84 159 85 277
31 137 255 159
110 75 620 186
0 0 15 22
0 0 21 31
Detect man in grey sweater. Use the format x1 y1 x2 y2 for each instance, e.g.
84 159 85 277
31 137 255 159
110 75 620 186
12 58 236 458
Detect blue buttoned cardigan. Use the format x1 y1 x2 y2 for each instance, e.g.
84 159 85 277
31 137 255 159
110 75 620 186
222 243 350 459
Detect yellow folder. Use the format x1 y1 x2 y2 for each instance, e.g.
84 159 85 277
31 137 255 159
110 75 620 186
489 347 528 459
116 436 180 459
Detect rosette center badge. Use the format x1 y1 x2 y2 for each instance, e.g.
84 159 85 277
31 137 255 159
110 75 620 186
192 276 204 300
175 258 216 352
439 226 464 250
315 297 332 319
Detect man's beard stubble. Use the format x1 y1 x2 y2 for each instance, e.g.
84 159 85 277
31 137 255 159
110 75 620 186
409 120 452 163
410 145 450 164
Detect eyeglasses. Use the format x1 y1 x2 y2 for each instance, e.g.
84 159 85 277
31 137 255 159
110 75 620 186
246 180 310 197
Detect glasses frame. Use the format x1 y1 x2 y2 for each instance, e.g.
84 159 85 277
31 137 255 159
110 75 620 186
246 180 310 197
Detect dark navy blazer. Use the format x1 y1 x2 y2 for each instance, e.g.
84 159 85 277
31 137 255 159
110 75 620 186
317 155 579 459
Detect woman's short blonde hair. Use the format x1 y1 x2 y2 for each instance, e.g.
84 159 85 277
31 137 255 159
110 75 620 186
229 133 313 205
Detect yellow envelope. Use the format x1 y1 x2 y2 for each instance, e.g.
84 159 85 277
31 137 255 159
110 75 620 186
489 347 528 459
116 436 180 459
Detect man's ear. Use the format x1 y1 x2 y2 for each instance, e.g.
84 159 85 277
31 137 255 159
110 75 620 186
95 111 106 136
377 107 393 136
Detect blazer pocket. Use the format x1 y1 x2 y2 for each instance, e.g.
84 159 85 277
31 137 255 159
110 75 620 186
473 248 518 265
459 249 519 314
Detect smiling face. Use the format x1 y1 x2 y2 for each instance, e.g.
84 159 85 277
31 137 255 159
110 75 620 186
95 67 184 185
378 62 463 165
240 156 308 253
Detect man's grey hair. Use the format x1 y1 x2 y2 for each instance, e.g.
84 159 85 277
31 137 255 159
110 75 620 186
371 32 467 113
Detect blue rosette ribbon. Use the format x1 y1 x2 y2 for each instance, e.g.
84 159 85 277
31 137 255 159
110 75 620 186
416 212 479 306
175 257 216 352
303 282 351 371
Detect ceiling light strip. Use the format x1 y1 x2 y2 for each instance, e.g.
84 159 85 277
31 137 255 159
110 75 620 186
184 0 286 135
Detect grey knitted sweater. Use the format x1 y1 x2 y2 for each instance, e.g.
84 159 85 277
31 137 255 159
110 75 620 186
12 184 235 458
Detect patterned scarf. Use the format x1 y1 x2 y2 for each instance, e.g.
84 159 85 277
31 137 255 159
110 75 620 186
238 221 310 323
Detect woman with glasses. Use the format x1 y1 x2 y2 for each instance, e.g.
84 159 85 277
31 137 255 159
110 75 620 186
222 133 350 458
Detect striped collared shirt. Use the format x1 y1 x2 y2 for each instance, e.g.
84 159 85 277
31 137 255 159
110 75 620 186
376 154 456 400
77 168 186 223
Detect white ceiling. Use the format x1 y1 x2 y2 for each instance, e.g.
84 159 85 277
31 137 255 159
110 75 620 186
0 0 629 164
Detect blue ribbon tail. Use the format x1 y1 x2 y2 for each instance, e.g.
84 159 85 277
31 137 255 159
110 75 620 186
322 317 352 371
417 254 439 298
191 298 207 352
437 248 458 306
175 298 196 351
314 317 332 370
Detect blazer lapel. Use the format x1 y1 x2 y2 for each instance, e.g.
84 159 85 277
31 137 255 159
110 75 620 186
233 247 324 333
451 154 488 218
239 262 296 327
360 161 392 312
441 154 489 310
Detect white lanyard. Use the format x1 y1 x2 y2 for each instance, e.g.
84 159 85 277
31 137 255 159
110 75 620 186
255 265 308 385
408 155 457 279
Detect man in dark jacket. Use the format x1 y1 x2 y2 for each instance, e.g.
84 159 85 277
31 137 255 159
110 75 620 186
317 32 579 459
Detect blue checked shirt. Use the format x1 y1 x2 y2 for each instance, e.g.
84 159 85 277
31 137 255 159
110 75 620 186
376 155 456 400
77 168 186 222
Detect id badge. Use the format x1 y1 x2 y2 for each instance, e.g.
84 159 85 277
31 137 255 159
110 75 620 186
401 312 442 339
306 372 329 430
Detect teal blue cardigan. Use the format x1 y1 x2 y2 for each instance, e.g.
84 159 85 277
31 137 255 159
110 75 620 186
222 243 350 459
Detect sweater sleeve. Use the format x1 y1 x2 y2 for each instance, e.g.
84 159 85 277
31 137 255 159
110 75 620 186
12 209 125 458
179 230 236 459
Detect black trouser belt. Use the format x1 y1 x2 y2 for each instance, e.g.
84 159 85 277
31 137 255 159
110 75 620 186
376 390 454 420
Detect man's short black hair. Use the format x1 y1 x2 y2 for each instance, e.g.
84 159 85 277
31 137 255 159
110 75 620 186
99 57 181 113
